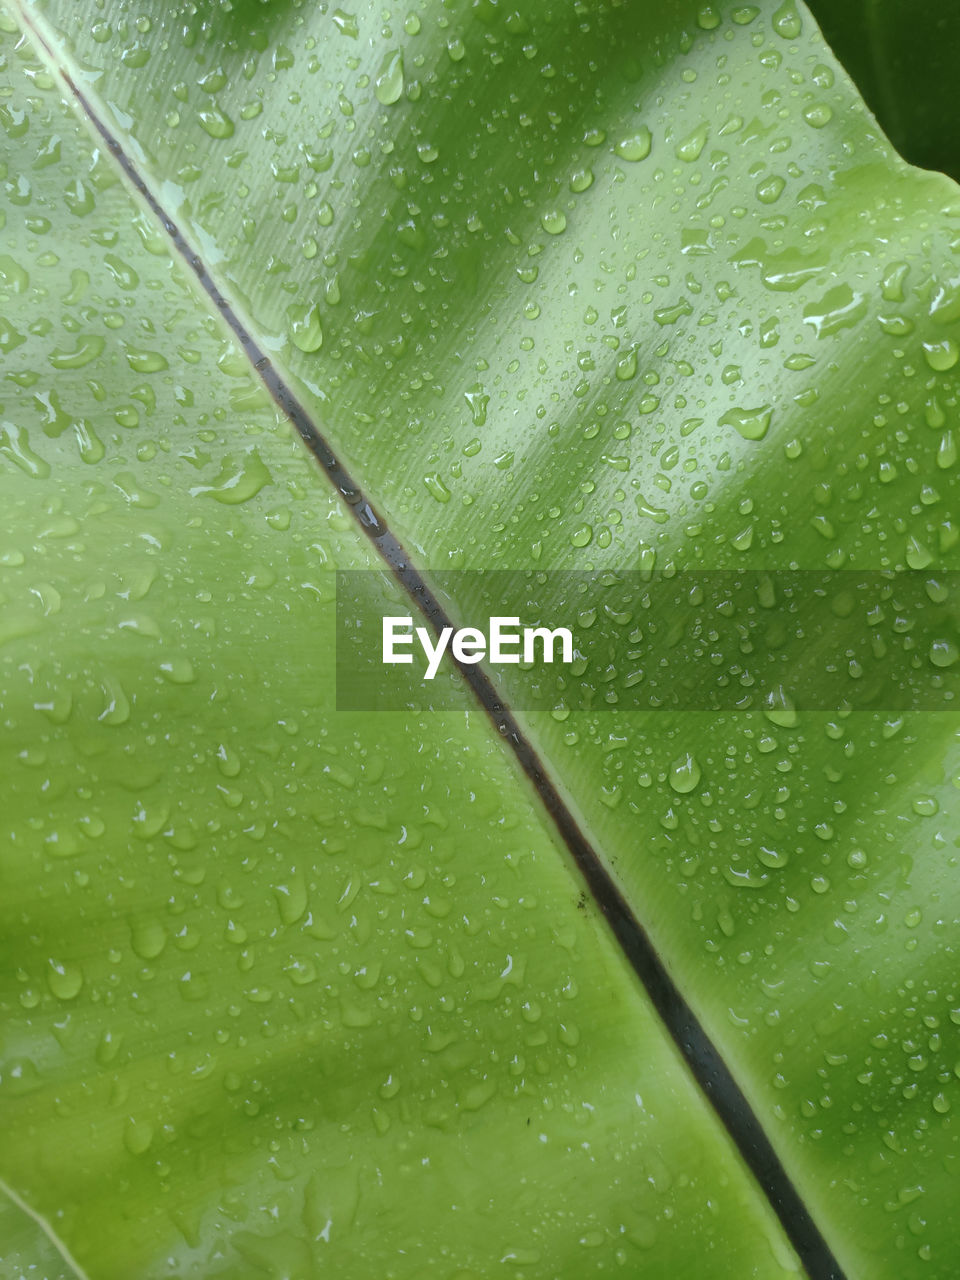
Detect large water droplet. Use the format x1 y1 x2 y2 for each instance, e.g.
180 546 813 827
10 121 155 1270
192 449 272 505
923 338 959 372
374 50 404 105
614 127 652 162
47 959 83 1001
676 125 708 162
198 107 235 139
668 753 701 794
772 1 802 39
289 303 324 353
720 405 772 441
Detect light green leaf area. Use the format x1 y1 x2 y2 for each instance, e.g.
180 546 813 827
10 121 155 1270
0 18 801 1280
5 0 960 1275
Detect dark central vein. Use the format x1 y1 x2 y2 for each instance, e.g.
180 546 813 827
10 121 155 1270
21 11 847 1277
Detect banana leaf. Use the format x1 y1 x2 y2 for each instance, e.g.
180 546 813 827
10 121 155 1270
2 1 959 1278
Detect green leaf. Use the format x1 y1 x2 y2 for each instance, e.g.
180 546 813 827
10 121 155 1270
3 0 960 1277
0 15 801 1280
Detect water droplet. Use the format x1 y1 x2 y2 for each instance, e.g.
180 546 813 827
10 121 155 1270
772 1 802 38
757 845 789 869
123 345 169 373
763 687 798 727
0 422 50 478
929 638 959 668
123 1117 154 1155
802 103 834 129
720 404 772 441
374 50 404 105
464 387 488 426
49 335 105 368
332 9 358 38
913 795 940 817
541 209 566 235
289 303 324 353
615 348 638 381
668 752 701 794
131 918 167 959
198 107 235 139
937 431 957 470
47 959 83 1001
423 473 451 503
676 124 708 162
905 536 934 570
923 338 959 372
756 175 785 204
192 449 272 505
614 127 652 162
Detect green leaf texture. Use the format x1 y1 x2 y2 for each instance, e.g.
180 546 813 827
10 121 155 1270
0 17 801 1279
3 0 960 1276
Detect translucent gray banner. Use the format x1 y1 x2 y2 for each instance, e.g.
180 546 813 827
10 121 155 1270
335 570 960 713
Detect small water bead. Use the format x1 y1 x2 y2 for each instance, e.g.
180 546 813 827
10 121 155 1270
541 209 566 235
696 5 721 29
569 168 594 193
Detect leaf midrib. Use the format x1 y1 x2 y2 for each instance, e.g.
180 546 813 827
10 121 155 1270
12 5 846 1276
